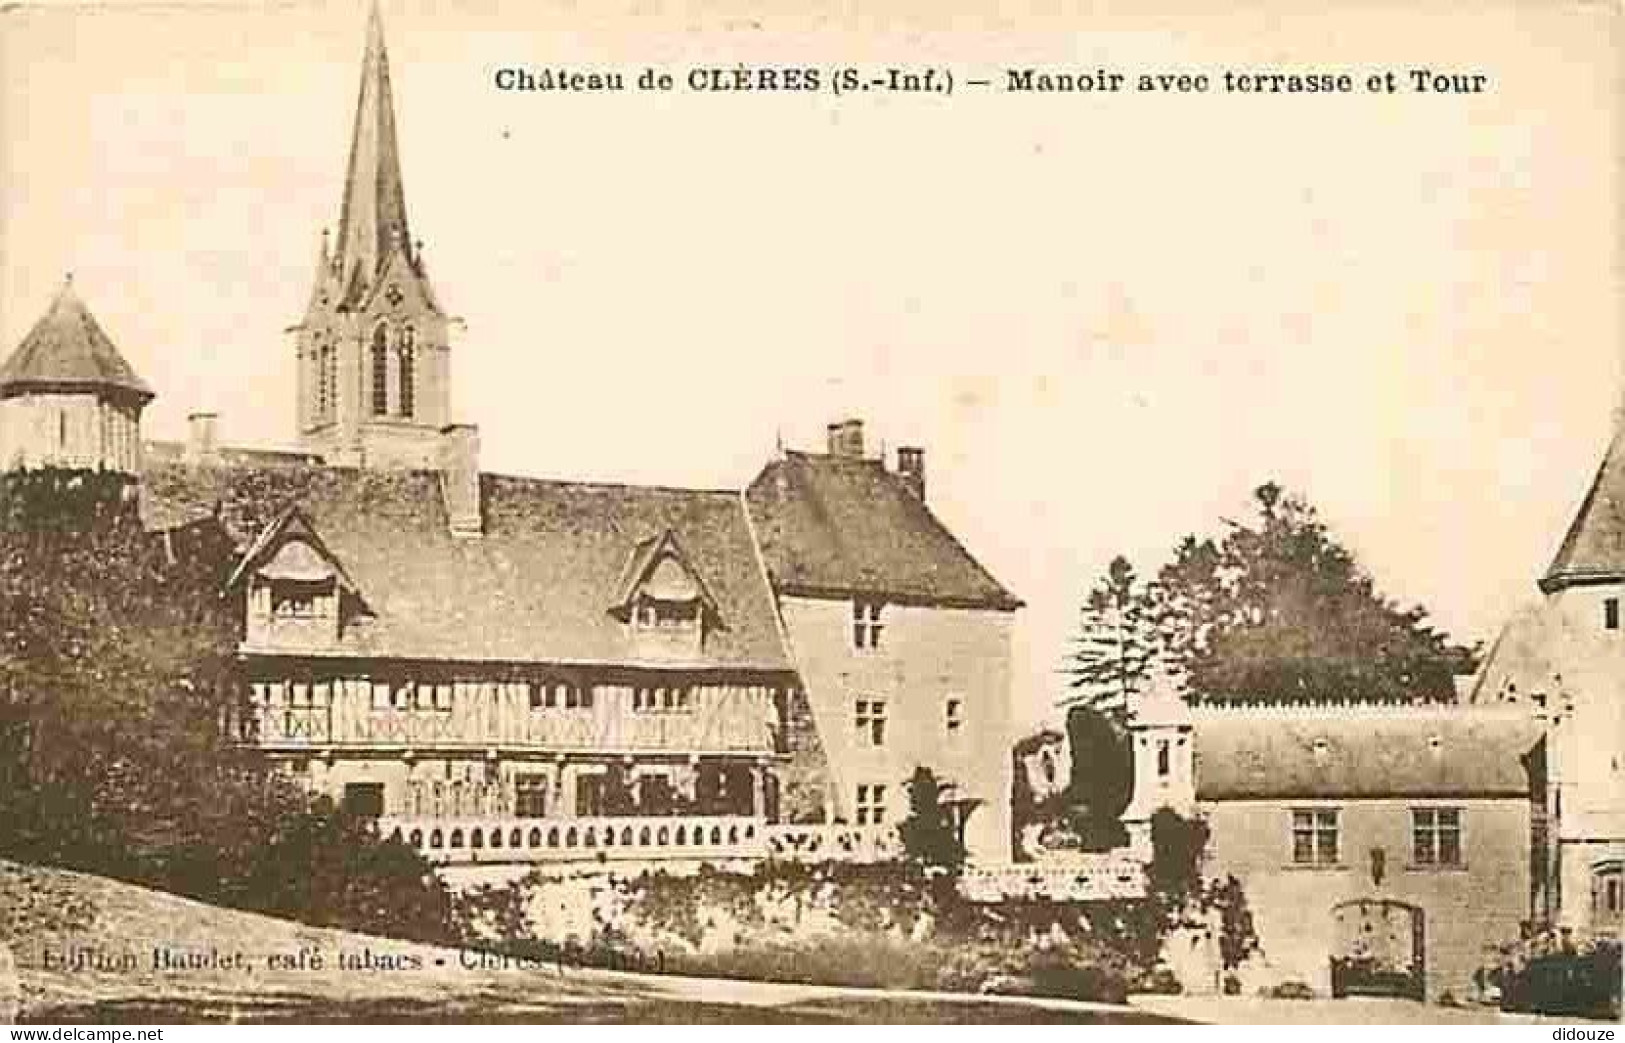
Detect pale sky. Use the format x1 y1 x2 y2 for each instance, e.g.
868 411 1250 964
1 0 1618 732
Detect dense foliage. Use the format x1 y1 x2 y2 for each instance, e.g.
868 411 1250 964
1067 482 1477 710
897 766 969 873
0 470 455 943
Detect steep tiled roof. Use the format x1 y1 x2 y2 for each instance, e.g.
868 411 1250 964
1194 710 1540 800
744 451 1021 610
1464 603 1566 706
1542 427 1625 592
0 281 152 401
140 461 792 671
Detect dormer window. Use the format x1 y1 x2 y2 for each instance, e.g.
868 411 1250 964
231 508 367 650
611 530 721 654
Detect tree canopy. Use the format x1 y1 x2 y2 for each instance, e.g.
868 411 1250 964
0 470 455 942
1067 481 1477 711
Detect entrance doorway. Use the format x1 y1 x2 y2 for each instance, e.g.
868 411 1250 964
1330 899 1425 1001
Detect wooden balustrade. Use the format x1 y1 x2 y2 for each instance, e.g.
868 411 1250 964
372 815 914 868
379 814 767 865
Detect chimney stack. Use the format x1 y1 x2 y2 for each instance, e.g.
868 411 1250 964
185 412 219 465
826 418 865 459
897 446 925 500
439 424 483 537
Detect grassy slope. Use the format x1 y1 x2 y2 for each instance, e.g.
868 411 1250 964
0 862 1176 1024
0 860 630 1019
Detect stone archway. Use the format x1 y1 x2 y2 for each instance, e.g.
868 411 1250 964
1330 898 1425 1001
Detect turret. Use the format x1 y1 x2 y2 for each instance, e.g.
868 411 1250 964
0 277 152 476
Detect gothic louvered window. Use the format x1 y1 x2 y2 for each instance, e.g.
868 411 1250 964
398 326 415 418
371 325 389 416
317 341 334 417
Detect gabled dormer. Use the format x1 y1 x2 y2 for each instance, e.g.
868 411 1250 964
611 529 722 657
230 507 367 650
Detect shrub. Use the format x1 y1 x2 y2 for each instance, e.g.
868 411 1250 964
1500 938 1620 1020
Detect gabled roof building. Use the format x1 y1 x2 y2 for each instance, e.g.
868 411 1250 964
0 6 1021 873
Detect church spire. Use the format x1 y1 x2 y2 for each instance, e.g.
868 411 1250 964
333 1 411 298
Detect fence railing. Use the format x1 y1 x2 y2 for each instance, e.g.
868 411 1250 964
958 855 1148 902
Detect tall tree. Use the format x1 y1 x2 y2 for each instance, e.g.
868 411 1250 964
1065 556 1162 726
1064 482 1477 710
1188 483 1475 704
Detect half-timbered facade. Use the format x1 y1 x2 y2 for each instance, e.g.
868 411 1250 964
0 5 1022 874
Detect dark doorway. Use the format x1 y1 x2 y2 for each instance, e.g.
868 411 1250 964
341 782 385 819
1330 899 1425 1001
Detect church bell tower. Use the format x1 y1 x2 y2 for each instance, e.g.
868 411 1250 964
294 3 452 469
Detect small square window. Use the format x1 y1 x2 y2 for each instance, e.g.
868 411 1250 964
855 699 887 746
852 600 885 650
1291 808 1340 865
856 783 887 825
1413 807 1463 866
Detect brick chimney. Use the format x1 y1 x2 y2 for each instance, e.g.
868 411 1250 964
826 419 865 459
439 424 482 537
897 446 925 500
184 412 219 465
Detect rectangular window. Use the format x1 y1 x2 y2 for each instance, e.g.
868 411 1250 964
1606 598 1619 631
852 600 885 650
854 699 887 746
576 774 606 817
514 773 549 818
341 783 385 819
946 697 964 734
1412 807 1463 866
1291 809 1340 865
856 783 887 825
434 683 453 712
1156 739 1171 778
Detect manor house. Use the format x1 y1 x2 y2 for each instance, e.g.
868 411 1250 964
0 7 1021 870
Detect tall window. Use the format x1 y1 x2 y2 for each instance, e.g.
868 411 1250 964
1156 739 1171 778
855 784 887 825
1412 808 1463 866
1594 863 1622 923
397 326 415 418
945 697 964 735
1291 808 1340 865
370 325 389 416
514 773 549 818
317 341 334 417
1606 597 1619 631
854 698 887 746
852 600 885 650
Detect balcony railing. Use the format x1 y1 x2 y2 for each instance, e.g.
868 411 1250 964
762 822 901 863
239 704 774 752
373 815 904 867
958 855 1148 902
379 814 767 865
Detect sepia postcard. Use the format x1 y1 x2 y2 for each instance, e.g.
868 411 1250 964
0 0 1620 1027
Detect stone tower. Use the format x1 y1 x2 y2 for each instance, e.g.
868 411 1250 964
0 277 153 476
1121 663 1196 858
294 3 452 469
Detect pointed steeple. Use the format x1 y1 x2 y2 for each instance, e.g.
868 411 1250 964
1541 425 1625 593
333 1 412 300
